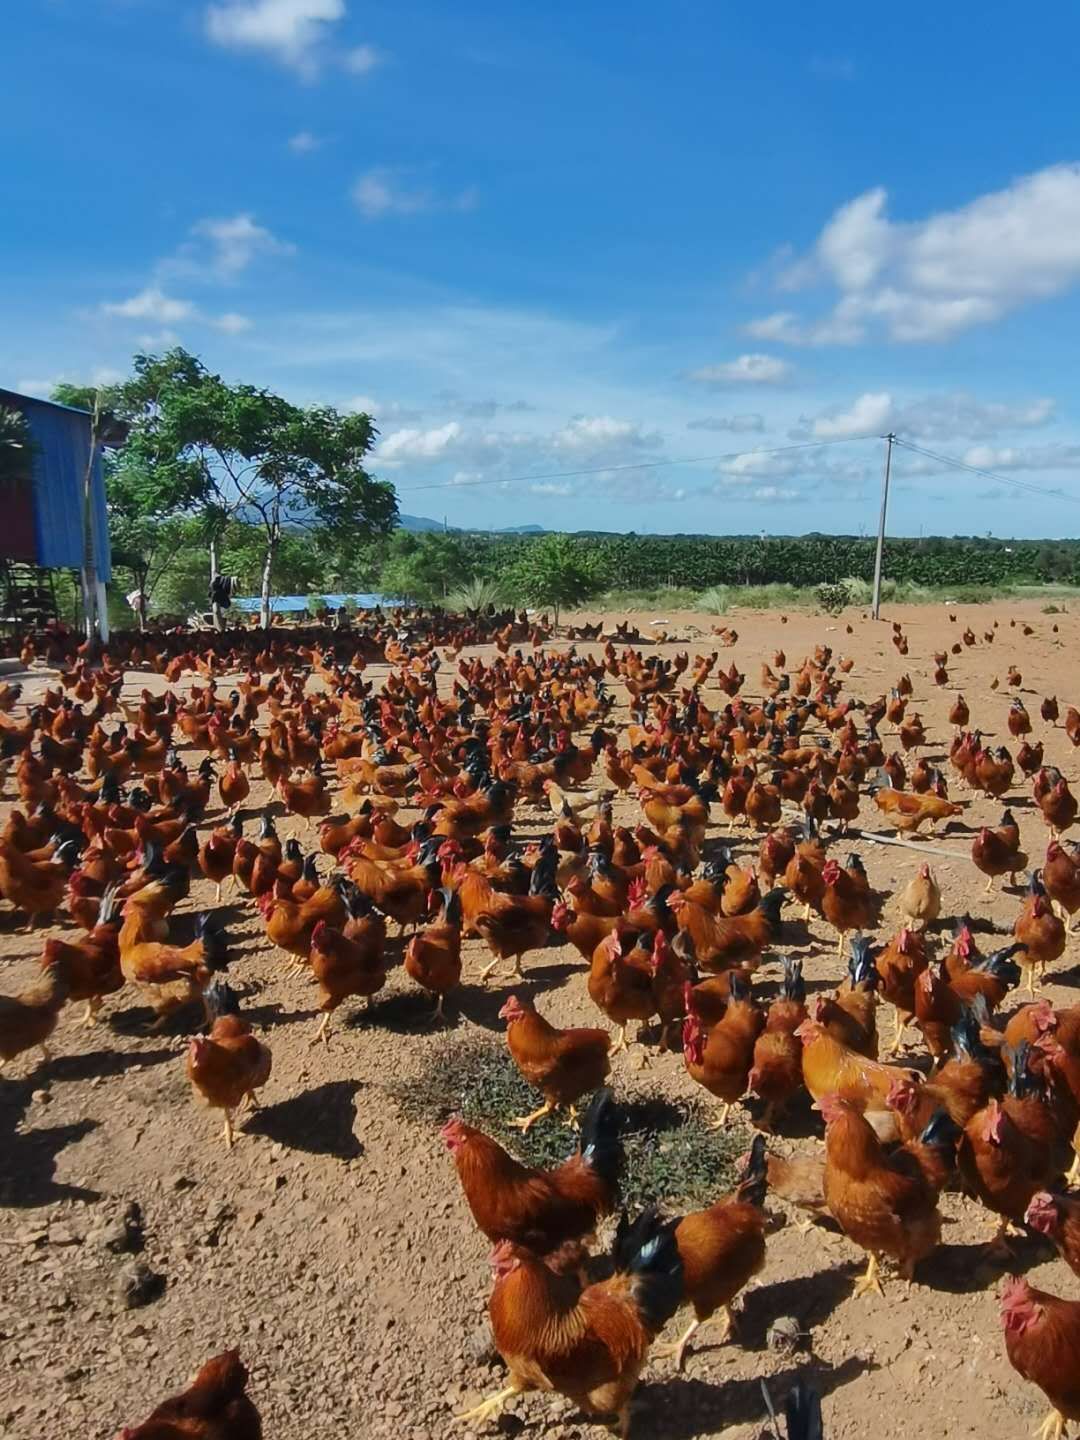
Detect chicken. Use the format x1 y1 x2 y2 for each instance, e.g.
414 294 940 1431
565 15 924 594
654 1135 769 1370
260 880 349 964
121 910 229 1028
958 1098 1043 1246
40 883 123 1025
821 856 875 957
544 781 607 824
186 994 271 1148
277 768 332 829
457 1210 682 1437
500 994 611 1131
197 813 243 903
0 835 78 929
1000 1277 1080 1440
748 956 808 1129
871 779 961 834
972 810 1028 892
0 951 69 1071
875 926 927 1054
1037 770 1079 838
309 887 388 1042
1014 872 1067 992
441 1087 620 1256
898 863 940 931
820 1094 941 1296
474 878 557 984
403 886 462 1022
1026 1191 1080 1278
117 1349 262 1440
797 1017 918 1142
666 888 785 973
683 973 765 1125
1044 840 1080 929
218 758 250 816
588 927 658 1055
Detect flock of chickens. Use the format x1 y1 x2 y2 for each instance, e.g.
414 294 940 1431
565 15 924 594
3 609 1080 1438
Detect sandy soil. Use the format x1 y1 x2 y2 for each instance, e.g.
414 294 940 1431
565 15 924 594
1 596 1078 1440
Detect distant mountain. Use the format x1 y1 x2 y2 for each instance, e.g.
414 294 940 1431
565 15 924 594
397 513 548 535
398 512 447 532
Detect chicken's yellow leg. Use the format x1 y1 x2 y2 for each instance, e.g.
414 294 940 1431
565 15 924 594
455 1382 523 1427
853 1252 884 1298
510 1099 556 1133
1033 1409 1066 1440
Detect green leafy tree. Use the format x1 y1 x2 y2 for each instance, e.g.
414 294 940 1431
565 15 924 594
378 531 474 604
115 349 397 627
504 534 600 626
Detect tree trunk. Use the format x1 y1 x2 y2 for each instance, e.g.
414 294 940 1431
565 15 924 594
81 418 99 648
209 534 223 631
259 532 278 630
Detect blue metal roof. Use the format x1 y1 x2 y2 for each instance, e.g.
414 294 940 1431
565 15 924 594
232 593 403 613
0 389 111 580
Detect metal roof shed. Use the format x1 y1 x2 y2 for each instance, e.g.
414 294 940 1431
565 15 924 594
0 387 114 638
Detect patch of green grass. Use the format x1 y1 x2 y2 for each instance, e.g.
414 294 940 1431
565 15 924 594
592 586 701 611
388 1033 744 1210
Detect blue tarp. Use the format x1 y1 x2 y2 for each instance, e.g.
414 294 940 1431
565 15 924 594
232 593 404 613
0 389 111 580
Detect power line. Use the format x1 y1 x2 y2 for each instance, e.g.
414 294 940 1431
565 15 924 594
392 432 879 495
891 436 1080 507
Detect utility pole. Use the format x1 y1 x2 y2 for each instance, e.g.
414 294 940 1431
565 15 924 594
871 432 895 621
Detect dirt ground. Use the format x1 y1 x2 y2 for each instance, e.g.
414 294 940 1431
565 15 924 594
1 596 1078 1440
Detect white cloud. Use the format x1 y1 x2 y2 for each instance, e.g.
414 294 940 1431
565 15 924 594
191 213 294 277
99 287 252 335
799 390 1057 445
101 287 195 324
288 129 323 153
688 354 792 385
550 415 662 453
686 413 765 433
352 168 432 219
351 168 475 219
811 391 893 439
752 164 1080 345
962 442 1080 472
205 0 346 75
214 312 253 334
342 42 380 73
377 421 463 461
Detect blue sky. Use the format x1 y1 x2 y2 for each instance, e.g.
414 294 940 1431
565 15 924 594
7 2 1080 537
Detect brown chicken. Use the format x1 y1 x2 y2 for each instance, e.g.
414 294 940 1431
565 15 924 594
1014 873 1066 991
309 888 388 1042
588 926 658 1054
748 956 808 1129
442 1087 620 1256
958 1098 1043 1247
648 1136 768 1371
403 886 462 1021
820 1093 941 1295
875 926 927 1053
117 1349 262 1440
186 992 271 1148
457 1210 681 1437
1026 1191 1080 1278
972 809 1028 892
666 888 784 973
1044 840 1080 929
0 951 69 1071
872 780 961 834
683 974 765 1125
499 994 611 1131
821 856 875 957
120 910 229 1028
798 1017 918 1143
40 883 123 1025
1000 1277 1080 1440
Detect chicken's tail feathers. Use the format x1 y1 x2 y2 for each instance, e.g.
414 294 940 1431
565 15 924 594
784 1377 823 1440
613 1207 683 1336
736 1132 768 1208
195 911 231 968
577 1085 622 1190
203 975 242 1022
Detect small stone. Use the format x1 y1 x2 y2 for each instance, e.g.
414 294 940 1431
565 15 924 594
46 1225 79 1248
171 1174 196 1192
118 1261 166 1310
103 1201 145 1256
766 1315 807 1354
31 1089 51 1105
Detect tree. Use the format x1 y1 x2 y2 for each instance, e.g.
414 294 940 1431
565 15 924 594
377 531 473 604
504 534 599 627
116 350 397 628
52 382 128 641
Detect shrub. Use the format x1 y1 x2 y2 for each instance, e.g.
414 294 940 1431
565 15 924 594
445 577 505 614
697 585 732 614
816 582 850 615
